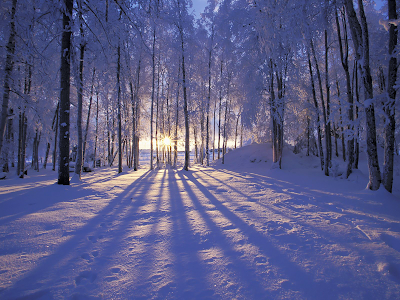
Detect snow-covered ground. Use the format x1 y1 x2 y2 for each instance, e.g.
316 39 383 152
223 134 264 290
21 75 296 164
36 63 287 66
1 143 400 299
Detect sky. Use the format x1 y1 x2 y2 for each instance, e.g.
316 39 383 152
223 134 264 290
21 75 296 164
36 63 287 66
192 0 208 17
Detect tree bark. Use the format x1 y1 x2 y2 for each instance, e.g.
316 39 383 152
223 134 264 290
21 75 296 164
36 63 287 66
150 29 156 170
0 0 17 163
181 36 190 171
336 7 354 177
206 26 214 166
83 68 95 164
344 0 381 190
307 50 324 170
117 44 122 174
75 5 85 179
382 0 398 193
311 38 330 176
58 0 73 185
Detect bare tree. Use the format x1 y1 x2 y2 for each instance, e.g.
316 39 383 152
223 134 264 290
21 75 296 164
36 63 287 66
58 0 73 185
344 0 381 190
382 0 398 193
0 0 17 167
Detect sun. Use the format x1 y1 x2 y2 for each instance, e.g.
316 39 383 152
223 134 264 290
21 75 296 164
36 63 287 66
162 136 172 147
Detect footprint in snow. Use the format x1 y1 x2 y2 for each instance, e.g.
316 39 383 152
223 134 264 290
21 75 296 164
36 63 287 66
110 267 121 273
88 236 97 243
80 253 92 262
254 256 268 264
75 270 97 286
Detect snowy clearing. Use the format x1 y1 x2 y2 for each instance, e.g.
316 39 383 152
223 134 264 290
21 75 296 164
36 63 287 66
1 144 400 299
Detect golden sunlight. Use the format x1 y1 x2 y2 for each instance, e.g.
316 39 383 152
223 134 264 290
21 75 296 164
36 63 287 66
162 136 172 147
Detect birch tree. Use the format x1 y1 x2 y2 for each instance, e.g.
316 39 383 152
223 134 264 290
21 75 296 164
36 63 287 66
344 0 381 190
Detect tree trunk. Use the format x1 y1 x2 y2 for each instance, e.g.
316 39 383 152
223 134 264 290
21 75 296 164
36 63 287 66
311 38 330 175
58 0 73 185
222 73 231 165
44 142 51 169
83 68 95 164
324 30 332 165
234 111 240 149
18 112 27 177
117 44 122 174
213 90 217 161
336 7 355 177
0 0 17 161
174 63 180 168
53 104 59 171
133 57 141 171
382 0 398 193
155 57 161 168
307 50 324 170
218 60 223 160
181 39 190 171
206 28 214 166
344 0 381 190
93 89 99 168
75 8 85 179
354 61 360 170
150 29 156 170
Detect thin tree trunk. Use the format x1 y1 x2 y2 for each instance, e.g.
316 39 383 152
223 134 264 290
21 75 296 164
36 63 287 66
311 38 330 176
133 57 141 171
150 29 156 170
53 103 59 171
181 40 190 171
383 0 398 193
222 73 231 165
93 89 99 168
218 60 223 160
354 60 360 169
206 27 214 166
155 57 161 168
83 68 95 164
44 142 51 169
117 44 122 173
174 63 180 168
234 111 240 149
307 50 324 170
213 87 217 161
75 6 85 179
325 30 332 164
336 7 354 176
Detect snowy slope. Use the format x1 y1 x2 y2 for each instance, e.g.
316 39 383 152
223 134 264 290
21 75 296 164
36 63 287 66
1 144 400 299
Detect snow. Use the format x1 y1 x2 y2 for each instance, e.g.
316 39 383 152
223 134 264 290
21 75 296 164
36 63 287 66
1 143 400 299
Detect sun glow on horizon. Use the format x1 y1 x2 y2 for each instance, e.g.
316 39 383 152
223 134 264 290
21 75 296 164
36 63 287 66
162 136 172 147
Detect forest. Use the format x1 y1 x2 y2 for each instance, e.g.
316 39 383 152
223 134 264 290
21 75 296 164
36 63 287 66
0 0 398 191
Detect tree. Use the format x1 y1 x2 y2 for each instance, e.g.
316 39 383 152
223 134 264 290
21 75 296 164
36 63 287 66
0 0 17 168
344 0 381 190
58 0 73 185
74 0 86 180
382 0 398 193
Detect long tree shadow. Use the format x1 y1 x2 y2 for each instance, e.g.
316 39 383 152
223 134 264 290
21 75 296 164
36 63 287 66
180 170 356 299
216 168 400 231
176 170 283 299
0 170 155 299
67 168 169 300
167 168 216 299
